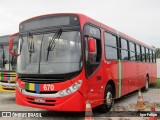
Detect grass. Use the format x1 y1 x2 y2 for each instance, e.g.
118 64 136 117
150 78 160 88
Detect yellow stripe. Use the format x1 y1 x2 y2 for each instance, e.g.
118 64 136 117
9 77 12 82
10 72 16 75
13 77 16 82
12 77 14 82
29 83 35 91
10 77 14 82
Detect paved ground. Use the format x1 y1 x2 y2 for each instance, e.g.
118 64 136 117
0 88 160 120
113 89 160 111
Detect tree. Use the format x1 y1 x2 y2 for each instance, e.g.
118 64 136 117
156 48 160 58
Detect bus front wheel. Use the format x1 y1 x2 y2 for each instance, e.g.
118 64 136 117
98 84 114 113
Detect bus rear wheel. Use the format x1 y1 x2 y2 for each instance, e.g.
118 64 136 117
98 84 114 113
144 76 149 91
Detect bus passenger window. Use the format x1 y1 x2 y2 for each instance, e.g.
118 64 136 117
136 45 141 61
121 38 129 60
153 51 156 63
104 32 118 60
142 47 146 62
146 49 150 62
129 42 136 61
149 50 153 62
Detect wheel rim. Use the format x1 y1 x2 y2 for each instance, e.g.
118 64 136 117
106 92 112 106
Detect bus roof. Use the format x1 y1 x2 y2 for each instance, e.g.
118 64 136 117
0 33 19 45
0 35 10 44
20 13 156 51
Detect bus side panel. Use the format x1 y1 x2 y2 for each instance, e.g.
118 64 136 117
143 63 157 85
150 63 157 84
103 61 119 98
121 61 138 95
138 62 146 89
136 62 142 89
121 61 129 95
153 63 157 82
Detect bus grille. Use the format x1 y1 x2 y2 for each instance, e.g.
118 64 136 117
26 90 58 94
20 77 65 84
27 97 56 106
28 101 55 106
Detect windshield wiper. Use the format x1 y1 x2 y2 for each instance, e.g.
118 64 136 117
27 33 35 63
18 37 24 55
46 28 62 61
28 33 34 53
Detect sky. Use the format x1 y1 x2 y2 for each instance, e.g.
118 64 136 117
0 0 159 48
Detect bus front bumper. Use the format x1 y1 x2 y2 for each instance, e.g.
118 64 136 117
0 82 16 87
0 82 16 92
16 88 86 112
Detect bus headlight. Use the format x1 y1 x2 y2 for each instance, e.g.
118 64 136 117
59 91 64 96
66 88 72 94
72 84 78 90
58 80 82 97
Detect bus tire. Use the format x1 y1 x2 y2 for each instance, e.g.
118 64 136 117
144 76 149 91
98 84 114 113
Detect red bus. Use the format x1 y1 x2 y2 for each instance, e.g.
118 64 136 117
9 13 157 112
0 33 18 92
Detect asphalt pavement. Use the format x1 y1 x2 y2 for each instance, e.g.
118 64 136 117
0 87 160 120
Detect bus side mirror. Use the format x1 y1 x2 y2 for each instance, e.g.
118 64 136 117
88 37 96 53
9 37 13 51
87 37 97 64
9 36 19 57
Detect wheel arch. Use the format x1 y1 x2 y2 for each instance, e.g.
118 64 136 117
106 79 116 98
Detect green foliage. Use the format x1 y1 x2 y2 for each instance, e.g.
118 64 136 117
150 78 160 88
156 48 160 58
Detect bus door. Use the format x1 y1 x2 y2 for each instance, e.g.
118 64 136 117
84 25 103 105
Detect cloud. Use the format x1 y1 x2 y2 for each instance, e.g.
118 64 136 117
0 0 159 48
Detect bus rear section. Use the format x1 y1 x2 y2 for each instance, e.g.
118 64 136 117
0 34 18 92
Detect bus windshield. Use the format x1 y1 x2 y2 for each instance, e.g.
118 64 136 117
0 44 17 71
17 30 82 75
